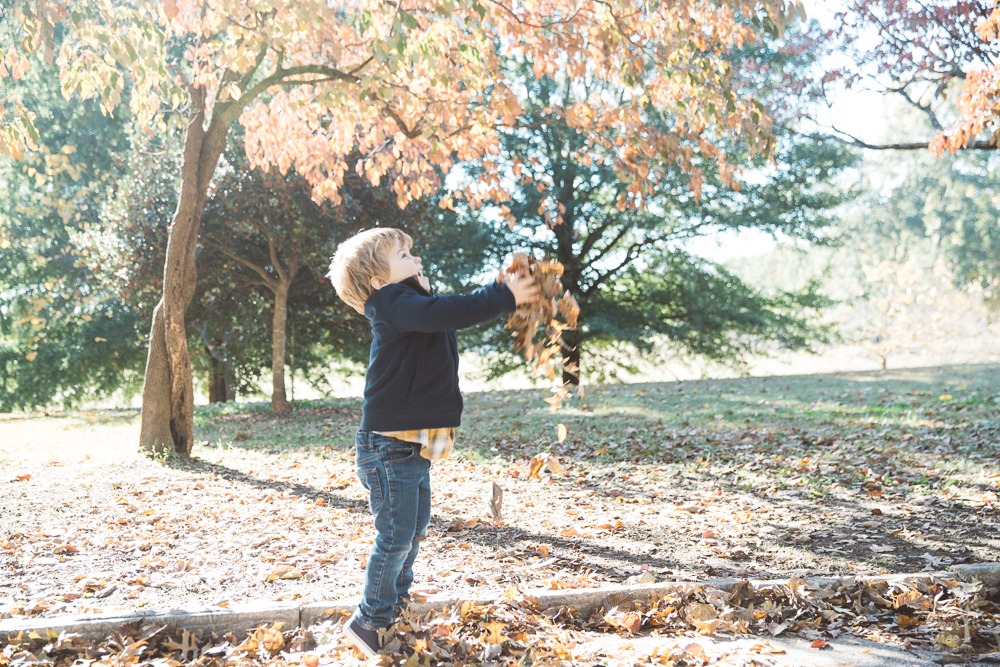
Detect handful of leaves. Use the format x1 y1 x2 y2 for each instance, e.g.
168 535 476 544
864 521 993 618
503 252 580 408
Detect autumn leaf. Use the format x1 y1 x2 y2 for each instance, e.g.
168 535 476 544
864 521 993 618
164 630 200 660
503 253 579 408
162 0 179 20
489 481 503 522
265 565 303 582
683 643 711 663
480 620 508 644
604 609 643 634
684 602 720 635
527 452 566 479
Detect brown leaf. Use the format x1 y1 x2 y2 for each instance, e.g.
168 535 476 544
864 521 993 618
556 423 568 443
266 565 302 582
527 453 546 480
685 602 720 635
503 253 579 408
489 482 503 522
480 620 507 644
683 643 710 663
605 609 643 634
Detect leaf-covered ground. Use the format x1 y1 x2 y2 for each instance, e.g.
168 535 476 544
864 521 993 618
1 364 998 665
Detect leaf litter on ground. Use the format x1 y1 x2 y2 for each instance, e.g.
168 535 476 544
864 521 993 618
3 574 997 665
1 364 998 664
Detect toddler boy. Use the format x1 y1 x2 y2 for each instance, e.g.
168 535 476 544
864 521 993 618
327 227 538 656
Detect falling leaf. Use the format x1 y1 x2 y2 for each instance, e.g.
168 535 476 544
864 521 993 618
545 456 566 476
503 253 579 408
527 453 546 480
557 423 567 443
489 482 503 522
527 452 566 479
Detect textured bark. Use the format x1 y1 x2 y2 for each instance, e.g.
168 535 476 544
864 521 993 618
139 91 231 457
137 302 174 457
270 279 292 414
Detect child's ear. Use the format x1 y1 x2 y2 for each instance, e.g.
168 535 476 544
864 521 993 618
371 276 386 290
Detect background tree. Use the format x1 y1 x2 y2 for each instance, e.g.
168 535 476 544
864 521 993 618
200 147 463 412
452 26 855 386
889 152 1000 309
459 103 850 384
0 57 146 411
823 1 999 151
201 151 348 414
95 133 472 409
7 0 803 457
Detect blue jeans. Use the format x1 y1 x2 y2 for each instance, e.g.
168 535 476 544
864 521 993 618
354 431 432 630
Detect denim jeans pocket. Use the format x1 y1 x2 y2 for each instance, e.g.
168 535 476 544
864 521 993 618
358 465 385 515
383 441 420 464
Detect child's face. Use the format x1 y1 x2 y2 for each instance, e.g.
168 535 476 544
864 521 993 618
375 240 424 288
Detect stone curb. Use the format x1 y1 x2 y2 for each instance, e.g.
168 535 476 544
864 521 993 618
2 564 997 642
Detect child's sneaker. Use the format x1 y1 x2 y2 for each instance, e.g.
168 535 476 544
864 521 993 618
344 613 385 658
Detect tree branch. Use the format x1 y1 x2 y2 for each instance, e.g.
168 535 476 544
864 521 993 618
786 124 997 151
205 237 278 289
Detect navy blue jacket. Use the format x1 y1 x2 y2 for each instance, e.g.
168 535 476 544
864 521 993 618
360 276 517 432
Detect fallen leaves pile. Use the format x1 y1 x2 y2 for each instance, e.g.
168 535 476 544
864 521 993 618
503 252 580 409
1 622 312 667
3 575 998 665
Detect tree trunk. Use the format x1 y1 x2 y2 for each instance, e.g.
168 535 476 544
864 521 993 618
199 326 233 404
224 355 236 402
271 278 292 414
139 92 230 457
208 353 229 403
138 302 174 456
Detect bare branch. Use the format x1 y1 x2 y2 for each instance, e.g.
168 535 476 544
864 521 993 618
204 237 278 289
784 123 998 152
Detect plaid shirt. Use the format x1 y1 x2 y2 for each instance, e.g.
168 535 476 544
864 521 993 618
377 427 455 461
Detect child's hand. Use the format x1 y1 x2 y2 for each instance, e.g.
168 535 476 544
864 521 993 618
503 273 540 306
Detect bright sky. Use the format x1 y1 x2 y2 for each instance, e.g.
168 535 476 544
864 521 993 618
686 0 885 263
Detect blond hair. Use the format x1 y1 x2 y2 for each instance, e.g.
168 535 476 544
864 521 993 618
327 228 413 314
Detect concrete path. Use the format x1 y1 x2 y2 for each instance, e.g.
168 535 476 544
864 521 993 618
568 633 943 666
